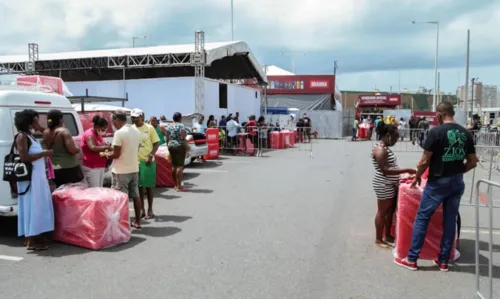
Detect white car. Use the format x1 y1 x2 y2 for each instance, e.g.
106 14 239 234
160 113 208 166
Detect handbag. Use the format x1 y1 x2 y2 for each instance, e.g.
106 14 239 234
3 133 33 195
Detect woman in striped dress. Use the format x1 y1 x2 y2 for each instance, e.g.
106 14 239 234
372 122 416 248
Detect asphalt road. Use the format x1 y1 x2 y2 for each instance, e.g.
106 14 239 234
0 140 499 299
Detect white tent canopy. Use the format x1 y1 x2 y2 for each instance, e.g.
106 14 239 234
263 65 295 76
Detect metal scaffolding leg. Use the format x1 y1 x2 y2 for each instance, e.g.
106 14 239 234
27 43 39 75
192 31 206 115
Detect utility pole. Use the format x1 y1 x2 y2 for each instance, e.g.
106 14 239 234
464 30 470 116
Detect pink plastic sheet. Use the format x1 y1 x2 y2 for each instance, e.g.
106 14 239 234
46 157 55 180
394 179 459 261
155 146 175 188
52 184 131 250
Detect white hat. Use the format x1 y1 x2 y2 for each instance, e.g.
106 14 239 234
131 108 143 117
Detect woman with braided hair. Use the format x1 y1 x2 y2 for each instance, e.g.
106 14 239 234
371 122 416 248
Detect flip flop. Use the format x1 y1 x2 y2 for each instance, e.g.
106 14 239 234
145 214 155 220
375 242 393 249
32 245 49 251
383 237 395 244
131 222 142 229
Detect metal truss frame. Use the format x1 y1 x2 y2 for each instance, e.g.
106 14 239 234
0 52 194 74
192 30 206 115
27 43 39 74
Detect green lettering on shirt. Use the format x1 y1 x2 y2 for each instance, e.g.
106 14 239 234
443 129 467 162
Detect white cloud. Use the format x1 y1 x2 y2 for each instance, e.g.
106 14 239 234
337 65 500 92
1 0 498 77
409 2 500 58
211 0 370 51
0 0 182 54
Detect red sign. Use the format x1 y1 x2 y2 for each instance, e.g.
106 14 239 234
266 75 335 94
413 111 438 126
357 94 401 107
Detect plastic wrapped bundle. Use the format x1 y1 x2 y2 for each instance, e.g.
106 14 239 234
52 184 131 250
155 146 175 188
357 123 370 139
395 179 459 260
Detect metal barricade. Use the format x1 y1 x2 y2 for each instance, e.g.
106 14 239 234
464 146 500 208
369 128 424 152
474 179 496 299
217 126 313 158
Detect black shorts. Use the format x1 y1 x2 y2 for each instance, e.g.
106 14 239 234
168 146 186 167
53 166 84 188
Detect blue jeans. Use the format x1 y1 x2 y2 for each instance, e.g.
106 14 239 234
407 175 464 263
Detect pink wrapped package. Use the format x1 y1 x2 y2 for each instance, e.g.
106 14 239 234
395 179 459 260
52 184 131 250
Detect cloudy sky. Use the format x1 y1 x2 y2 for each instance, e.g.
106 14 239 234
0 0 499 92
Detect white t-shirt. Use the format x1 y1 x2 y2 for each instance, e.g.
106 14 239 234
112 124 141 174
226 120 240 137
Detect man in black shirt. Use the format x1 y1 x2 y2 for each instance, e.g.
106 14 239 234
395 101 478 272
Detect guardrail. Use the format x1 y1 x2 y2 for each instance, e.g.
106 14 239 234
474 179 497 299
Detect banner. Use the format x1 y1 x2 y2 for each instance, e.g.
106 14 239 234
266 75 335 95
357 94 401 106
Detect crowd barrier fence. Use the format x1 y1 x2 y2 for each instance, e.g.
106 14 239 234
214 126 313 158
368 129 500 153
474 179 497 299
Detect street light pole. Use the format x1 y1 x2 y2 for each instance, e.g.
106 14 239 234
434 22 440 111
132 36 148 48
231 0 234 41
411 20 439 112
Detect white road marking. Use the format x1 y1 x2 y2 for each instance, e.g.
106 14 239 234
185 169 228 173
461 229 500 236
0 255 23 262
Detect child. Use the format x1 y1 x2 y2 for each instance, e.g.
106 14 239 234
219 127 226 151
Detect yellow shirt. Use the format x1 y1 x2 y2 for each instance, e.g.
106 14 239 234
135 123 160 162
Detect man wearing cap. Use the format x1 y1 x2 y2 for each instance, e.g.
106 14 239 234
131 109 160 219
107 111 142 228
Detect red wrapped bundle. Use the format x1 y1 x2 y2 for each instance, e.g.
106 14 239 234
155 146 175 188
270 132 284 149
395 179 459 260
52 184 131 250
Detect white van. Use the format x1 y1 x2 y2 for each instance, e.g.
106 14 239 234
0 88 83 216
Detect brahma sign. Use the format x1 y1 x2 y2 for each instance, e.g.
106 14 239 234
357 94 401 106
266 75 335 94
